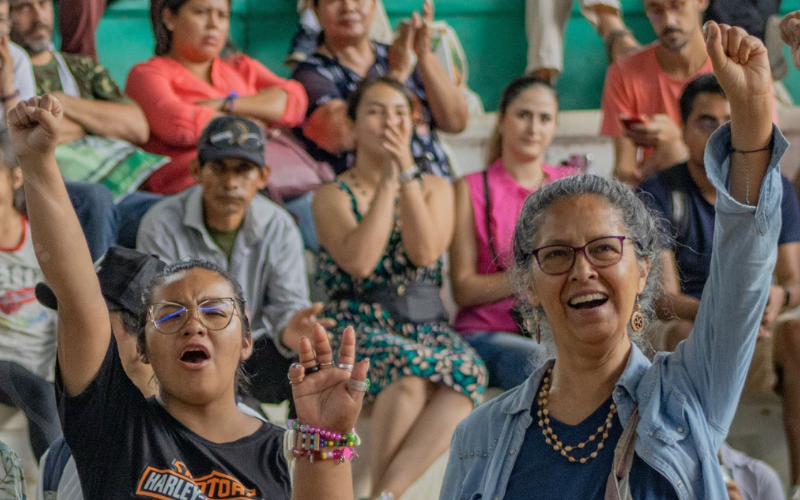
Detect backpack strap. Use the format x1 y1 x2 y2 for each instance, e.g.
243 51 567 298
42 436 73 497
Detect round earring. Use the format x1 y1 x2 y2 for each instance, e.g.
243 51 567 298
630 298 644 333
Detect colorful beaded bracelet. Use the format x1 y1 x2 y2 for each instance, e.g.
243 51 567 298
291 446 358 463
290 420 361 451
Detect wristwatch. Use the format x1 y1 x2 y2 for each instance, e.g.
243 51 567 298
398 165 420 184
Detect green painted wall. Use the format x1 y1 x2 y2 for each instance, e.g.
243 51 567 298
95 0 800 111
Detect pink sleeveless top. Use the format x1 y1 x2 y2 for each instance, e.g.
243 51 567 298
453 159 579 335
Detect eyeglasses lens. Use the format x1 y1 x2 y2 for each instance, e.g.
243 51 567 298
536 237 625 275
152 299 235 334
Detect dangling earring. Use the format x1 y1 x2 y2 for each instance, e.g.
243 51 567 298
534 313 542 343
630 297 644 333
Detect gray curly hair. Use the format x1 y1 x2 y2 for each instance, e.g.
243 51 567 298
510 174 664 355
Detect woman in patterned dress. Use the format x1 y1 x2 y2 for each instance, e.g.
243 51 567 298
312 76 487 500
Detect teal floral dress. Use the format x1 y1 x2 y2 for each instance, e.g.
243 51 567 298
317 182 487 405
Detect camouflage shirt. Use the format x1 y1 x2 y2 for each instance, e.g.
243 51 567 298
32 52 131 104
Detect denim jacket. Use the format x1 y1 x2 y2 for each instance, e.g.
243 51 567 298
439 124 787 500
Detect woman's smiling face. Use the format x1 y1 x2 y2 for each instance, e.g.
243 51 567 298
528 194 650 353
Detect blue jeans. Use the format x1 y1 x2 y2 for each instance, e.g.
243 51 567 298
463 331 545 390
283 191 319 252
65 182 163 259
65 181 117 261
115 191 163 249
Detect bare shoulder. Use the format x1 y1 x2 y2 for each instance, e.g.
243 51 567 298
313 179 351 211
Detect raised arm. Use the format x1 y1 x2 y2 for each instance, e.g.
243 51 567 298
654 249 700 321
414 44 467 134
407 0 468 134
678 23 782 440
448 177 513 307
8 95 110 396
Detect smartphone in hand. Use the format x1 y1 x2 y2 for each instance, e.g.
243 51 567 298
620 114 648 129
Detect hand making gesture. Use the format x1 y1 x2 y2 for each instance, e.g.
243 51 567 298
290 325 369 434
7 95 63 159
704 21 773 206
388 0 435 82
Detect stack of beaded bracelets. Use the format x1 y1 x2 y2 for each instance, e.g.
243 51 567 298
288 420 361 463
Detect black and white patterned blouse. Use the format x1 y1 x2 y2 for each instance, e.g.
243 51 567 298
291 43 452 179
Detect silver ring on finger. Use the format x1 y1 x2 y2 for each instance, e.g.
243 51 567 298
337 363 354 371
347 378 370 392
319 361 335 369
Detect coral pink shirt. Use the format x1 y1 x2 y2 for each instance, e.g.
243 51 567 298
600 42 777 162
126 55 308 194
453 159 578 335
600 43 713 140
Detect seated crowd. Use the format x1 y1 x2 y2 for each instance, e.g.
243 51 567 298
0 0 797 499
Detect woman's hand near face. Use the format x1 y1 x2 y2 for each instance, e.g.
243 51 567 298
382 119 415 178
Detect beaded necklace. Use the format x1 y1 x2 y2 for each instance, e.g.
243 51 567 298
536 367 617 464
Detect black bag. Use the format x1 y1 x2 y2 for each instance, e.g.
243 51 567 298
332 283 448 324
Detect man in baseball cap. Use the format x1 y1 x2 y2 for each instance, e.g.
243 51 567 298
136 116 331 408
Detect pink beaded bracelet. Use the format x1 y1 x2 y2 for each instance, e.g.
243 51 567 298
291 446 358 463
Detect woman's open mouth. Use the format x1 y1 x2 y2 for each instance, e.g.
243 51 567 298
568 293 609 310
179 346 210 366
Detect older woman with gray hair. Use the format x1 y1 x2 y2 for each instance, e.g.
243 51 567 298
440 21 782 500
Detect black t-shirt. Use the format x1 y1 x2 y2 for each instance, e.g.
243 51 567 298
638 163 800 298
56 335 291 500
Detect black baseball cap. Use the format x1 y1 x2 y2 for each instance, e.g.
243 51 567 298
197 116 266 167
36 247 166 316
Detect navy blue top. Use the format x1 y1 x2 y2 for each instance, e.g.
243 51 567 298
291 43 451 178
638 162 800 298
504 395 679 500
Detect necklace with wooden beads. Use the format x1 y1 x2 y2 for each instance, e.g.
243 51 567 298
536 367 617 464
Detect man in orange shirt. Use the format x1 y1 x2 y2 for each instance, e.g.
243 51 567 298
600 0 712 185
